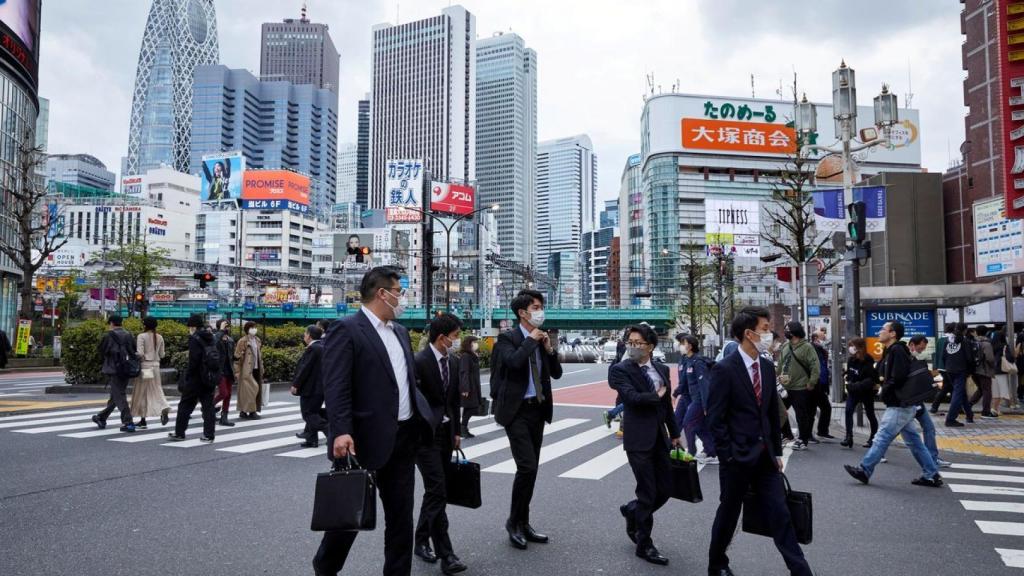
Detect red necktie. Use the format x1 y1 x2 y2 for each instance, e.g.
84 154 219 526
751 360 762 406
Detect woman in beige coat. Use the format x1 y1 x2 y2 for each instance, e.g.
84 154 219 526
131 317 170 428
234 321 263 419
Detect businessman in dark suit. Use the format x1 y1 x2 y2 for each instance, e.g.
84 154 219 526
706 306 812 576
412 312 467 574
315 267 435 576
291 324 326 448
492 289 563 550
609 324 682 566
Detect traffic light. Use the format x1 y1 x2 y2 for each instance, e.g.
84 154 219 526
194 272 216 288
134 292 144 303
360 246 371 256
847 201 867 244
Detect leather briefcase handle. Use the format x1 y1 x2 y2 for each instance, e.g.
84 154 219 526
450 448 469 463
331 454 363 472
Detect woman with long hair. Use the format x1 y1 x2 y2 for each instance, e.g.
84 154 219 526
131 317 170 428
841 338 879 448
234 321 263 419
458 334 483 438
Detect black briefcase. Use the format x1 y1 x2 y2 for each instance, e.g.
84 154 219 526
669 451 703 503
896 362 938 407
742 473 812 545
445 449 482 509
310 455 377 532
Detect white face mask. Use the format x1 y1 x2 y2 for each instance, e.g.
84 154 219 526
849 346 857 356
248 328 257 336
471 342 479 352
380 289 407 317
528 309 545 328
752 331 773 354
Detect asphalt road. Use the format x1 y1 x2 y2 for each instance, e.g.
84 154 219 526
1 363 1022 575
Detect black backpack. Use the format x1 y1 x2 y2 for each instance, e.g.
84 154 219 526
199 339 222 389
113 332 141 379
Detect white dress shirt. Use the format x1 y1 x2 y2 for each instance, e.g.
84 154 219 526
430 343 450 423
638 359 664 391
362 307 412 421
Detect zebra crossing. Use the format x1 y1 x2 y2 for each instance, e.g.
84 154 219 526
0 402 697 481
945 462 1024 569
0 373 66 396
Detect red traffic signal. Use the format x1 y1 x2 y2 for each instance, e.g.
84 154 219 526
360 246 371 255
194 272 217 288
134 292 144 302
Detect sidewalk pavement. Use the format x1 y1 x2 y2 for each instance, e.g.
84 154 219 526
832 402 1024 461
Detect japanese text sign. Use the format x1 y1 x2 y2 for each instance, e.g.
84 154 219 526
385 159 424 223
430 182 475 216
999 0 1024 218
682 118 796 155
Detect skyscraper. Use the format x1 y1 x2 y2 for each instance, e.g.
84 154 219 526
337 142 358 205
260 8 340 96
356 96 370 209
536 135 597 308
369 5 475 208
476 32 537 273
124 0 219 176
190 65 338 212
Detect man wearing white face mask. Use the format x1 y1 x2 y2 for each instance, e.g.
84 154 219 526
492 289 563 551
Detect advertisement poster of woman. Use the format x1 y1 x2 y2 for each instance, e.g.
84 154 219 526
200 154 244 202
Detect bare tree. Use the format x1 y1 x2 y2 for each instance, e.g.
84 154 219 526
0 128 67 318
94 242 171 317
672 244 720 338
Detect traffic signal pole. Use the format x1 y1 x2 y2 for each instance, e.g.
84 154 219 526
422 171 433 321
841 131 862 349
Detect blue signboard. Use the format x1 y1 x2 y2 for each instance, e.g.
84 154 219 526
336 302 348 314
241 199 309 213
865 309 936 338
206 301 218 311
807 305 821 316
399 276 410 290
282 302 295 313
244 301 256 312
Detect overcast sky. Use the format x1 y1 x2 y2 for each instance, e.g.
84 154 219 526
39 0 964 203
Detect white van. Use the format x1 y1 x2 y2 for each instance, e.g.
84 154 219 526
602 341 621 363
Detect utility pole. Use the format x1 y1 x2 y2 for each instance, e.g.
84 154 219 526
100 234 109 321
422 171 434 321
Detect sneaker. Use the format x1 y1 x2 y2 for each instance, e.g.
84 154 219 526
945 420 965 428
791 440 808 451
911 475 943 488
700 456 720 465
695 451 709 460
980 413 998 420
199 436 214 443
603 411 612 429
880 457 888 463
936 458 953 468
119 424 136 433
807 437 821 445
91 415 106 430
136 419 147 429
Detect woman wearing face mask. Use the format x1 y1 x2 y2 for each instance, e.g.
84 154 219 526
459 335 484 438
234 321 264 419
678 334 718 464
671 333 692 433
841 338 879 448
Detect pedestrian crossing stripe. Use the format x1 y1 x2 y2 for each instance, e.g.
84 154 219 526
996 549 1024 568
941 471 1024 485
951 462 1024 474
165 422 305 447
976 521 1024 537
951 464 1024 570
484 424 617 474
960 501 1024 513
948 484 1024 497
109 404 297 443
14 402 294 435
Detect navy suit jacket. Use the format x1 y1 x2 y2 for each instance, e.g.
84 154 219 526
492 326 563 427
414 347 462 444
322 310 434 470
608 359 680 453
706 348 783 466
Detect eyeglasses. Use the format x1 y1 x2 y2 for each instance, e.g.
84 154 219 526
626 341 648 348
382 287 407 297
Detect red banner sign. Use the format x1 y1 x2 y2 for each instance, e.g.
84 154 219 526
430 182 475 216
999 0 1024 218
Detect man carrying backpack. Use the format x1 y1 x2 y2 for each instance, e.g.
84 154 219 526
168 314 219 442
92 315 139 433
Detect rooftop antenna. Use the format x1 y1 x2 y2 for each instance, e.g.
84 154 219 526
905 61 914 109
300 1 308 22
646 73 655 96
775 78 784 101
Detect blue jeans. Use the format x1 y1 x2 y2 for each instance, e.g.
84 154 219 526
915 404 939 462
683 401 716 457
945 371 973 424
860 406 938 480
608 403 625 419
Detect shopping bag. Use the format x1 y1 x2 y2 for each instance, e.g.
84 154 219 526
310 455 377 532
669 449 703 503
742 473 812 545
445 448 482 509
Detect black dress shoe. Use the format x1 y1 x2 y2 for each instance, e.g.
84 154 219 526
708 568 736 576
312 558 331 576
522 524 548 543
620 504 637 543
441 554 468 574
844 464 870 485
300 439 319 448
818 432 836 439
506 521 527 550
637 545 669 566
911 475 943 487
414 543 438 563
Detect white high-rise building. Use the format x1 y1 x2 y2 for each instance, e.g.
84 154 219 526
337 143 358 205
476 32 537 272
536 135 597 308
368 5 476 209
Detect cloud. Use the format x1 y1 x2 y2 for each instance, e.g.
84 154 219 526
38 0 965 207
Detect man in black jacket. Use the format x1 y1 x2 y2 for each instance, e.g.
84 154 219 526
844 321 942 487
92 315 138 433
291 324 326 448
412 313 467 574
706 307 812 576
492 289 563 550
315 267 434 576
167 314 218 442
610 324 681 566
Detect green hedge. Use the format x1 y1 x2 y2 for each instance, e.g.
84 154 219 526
64 318 194 385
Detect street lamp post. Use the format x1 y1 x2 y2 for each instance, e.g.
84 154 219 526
797 61 898 398
402 203 500 311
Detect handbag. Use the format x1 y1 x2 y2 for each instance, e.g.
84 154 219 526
1001 349 1019 375
445 449 482 509
140 367 155 380
896 360 938 407
669 449 703 503
742 473 812 545
310 455 377 532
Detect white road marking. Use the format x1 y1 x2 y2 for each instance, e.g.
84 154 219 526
960 501 1024 514
217 434 310 454
951 463 1024 474
559 445 630 480
947 484 1024 497
461 418 587 460
940 471 1024 485
484 424 617 474
995 548 1024 568
976 520 1024 537
165 422 306 447
108 405 298 443
0 407 103 422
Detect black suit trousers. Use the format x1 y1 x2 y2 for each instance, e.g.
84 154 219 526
708 452 811 576
414 423 455 558
174 387 215 438
624 446 672 551
300 392 328 439
314 420 420 576
505 401 545 526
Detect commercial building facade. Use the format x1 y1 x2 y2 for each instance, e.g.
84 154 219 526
45 154 116 191
260 13 340 96
124 0 219 176
337 143 358 204
536 135 597 308
190 65 338 214
356 97 370 208
476 32 538 276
